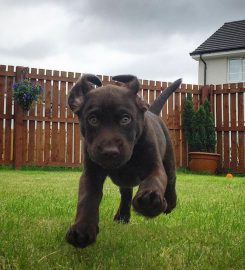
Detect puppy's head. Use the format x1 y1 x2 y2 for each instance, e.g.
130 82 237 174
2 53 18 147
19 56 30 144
68 74 148 170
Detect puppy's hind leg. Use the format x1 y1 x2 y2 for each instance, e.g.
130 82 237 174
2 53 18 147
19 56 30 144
114 187 133 223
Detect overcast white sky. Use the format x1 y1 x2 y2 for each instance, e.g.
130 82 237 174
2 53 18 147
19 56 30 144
0 0 245 84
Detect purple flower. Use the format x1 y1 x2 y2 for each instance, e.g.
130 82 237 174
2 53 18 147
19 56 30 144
12 79 41 111
13 83 19 91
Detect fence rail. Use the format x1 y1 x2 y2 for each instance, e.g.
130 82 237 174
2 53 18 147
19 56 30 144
0 65 244 173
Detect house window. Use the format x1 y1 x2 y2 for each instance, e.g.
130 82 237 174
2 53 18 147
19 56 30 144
228 58 245 82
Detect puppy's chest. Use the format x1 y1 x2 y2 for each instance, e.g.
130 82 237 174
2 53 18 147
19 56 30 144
108 159 153 188
109 173 140 187
108 139 157 187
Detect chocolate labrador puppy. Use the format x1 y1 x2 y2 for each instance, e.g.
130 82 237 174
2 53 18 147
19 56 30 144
66 74 182 248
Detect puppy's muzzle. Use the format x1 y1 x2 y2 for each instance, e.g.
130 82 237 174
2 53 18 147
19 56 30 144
100 145 120 159
96 144 122 169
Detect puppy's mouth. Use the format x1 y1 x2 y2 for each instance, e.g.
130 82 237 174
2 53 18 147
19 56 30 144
97 159 124 170
90 152 130 170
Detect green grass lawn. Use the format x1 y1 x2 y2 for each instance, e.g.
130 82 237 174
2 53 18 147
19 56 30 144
0 169 244 270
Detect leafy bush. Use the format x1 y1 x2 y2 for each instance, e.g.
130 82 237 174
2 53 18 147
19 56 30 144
13 79 42 111
183 94 216 152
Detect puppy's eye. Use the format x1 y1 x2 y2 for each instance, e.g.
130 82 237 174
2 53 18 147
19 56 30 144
120 114 131 125
88 115 99 126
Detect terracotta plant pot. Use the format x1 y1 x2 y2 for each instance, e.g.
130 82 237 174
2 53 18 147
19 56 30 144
189 152 220 174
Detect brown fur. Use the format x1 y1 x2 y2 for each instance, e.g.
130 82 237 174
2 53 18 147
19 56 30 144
66 74 181 248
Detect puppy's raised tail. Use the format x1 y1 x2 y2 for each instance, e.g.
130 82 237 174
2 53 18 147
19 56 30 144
149 78 182 116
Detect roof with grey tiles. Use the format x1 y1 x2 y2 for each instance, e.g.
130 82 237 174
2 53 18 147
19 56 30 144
190 20 245 56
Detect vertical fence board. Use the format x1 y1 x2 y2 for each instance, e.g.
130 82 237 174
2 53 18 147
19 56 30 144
5 66 14 162
22 120 27 163
142 80 149 104
51 70 59 163
44 70 52 164
73 73 81 165
180 83 187 167
14 67 28 168
223 85 230 170
66 73 75 164
230 85 237 171
28 68 37 164
167 83 174 129
155 81 161 97
174 88 181 167
0 65 6 163
161 82 168 123
215 85 223 171
21 69 28 165
238 86 244 172
36 69 44 164
149 80 155 105
59 72 67 163
191 84 199 110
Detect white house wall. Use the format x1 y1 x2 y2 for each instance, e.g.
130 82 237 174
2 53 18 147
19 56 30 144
198 58 227 85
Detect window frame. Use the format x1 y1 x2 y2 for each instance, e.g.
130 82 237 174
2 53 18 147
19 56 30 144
228 57 245 83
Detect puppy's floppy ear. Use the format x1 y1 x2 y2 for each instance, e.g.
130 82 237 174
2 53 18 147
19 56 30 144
68 74 102 113
112 75 148 112
112 75 140 94
136 94 149 112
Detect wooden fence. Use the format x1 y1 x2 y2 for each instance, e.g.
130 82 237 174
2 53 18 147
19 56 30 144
0 65 244 173
212 84 245 173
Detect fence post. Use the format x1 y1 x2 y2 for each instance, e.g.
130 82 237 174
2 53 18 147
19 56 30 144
200 85 214 112
201 85 210 104
209 85 214 113
13 66 28 169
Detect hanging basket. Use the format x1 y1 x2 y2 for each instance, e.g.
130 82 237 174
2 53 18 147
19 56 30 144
12 79 42 112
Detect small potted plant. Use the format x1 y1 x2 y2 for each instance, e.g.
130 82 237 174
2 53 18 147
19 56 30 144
13 79 42 112
183 93 220 173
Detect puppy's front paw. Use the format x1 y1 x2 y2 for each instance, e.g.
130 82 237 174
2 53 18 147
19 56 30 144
65 223 99 248
132 190 167 217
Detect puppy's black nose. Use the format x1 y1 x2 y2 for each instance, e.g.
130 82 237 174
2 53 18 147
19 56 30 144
101 146 120 159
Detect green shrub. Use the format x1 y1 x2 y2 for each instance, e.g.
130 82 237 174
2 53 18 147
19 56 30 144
183 95 216 152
